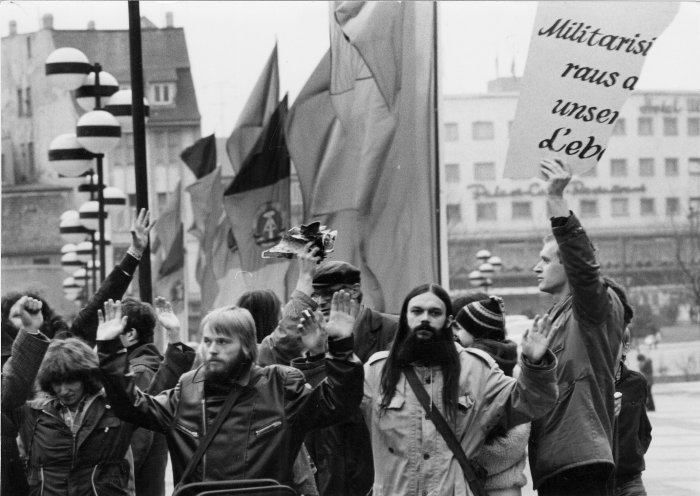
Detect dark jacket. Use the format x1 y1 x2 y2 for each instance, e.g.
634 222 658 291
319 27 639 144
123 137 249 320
615 362 652 478
528 213 626 488
70 253 141 346
2 335 192 496
98 336 363 488
262 290 398 496
1 329 50 496
127 343 174 496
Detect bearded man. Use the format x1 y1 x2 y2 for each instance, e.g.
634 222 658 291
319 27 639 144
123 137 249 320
359 283 559 496
97 294 363 489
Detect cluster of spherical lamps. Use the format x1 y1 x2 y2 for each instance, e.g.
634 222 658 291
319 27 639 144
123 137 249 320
45 47 147 302
468 249 503 293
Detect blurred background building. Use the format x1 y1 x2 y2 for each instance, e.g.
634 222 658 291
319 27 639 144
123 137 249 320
1 13 201 317
444 77 700 321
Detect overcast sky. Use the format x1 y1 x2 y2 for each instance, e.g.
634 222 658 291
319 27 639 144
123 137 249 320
2 1 699 136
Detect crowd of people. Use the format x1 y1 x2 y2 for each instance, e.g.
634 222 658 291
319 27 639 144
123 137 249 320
1 159 653 496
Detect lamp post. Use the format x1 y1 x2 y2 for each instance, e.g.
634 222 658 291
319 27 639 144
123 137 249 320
469 249 503 294
46 49 122 284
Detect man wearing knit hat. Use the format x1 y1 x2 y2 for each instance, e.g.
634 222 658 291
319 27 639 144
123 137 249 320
528 158 627 496
455 295 530 495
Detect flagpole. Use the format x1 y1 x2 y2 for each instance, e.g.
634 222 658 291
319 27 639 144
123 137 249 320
432 0 445 288
128 1 152 303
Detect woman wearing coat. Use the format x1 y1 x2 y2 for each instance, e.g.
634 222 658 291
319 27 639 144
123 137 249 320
1 296 193 496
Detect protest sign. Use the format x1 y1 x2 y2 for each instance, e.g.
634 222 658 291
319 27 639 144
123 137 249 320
504 2 679 179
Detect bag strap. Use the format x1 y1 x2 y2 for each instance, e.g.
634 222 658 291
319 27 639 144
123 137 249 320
177 385 243 486
404 367 488 496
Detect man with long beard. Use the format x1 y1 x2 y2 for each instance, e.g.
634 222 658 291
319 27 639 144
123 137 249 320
97 293 363 490
358 283 559 496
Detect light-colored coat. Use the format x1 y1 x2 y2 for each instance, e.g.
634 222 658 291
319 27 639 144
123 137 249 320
361 345 558 496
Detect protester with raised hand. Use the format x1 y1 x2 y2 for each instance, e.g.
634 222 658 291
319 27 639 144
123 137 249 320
528 158 630 496
360 283 558 496
97 294 363 490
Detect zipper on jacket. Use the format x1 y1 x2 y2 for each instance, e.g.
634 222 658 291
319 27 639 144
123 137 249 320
71 432 78 468
40 466 45 496
201 398 207 479
255 421 282 437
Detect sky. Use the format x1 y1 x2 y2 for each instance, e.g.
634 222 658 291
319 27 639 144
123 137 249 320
2 1 699 137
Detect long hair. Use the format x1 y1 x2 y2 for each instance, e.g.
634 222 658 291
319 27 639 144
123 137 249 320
37 338 102 396
1 291 69 339
200 306 258 364
380 284 460 419
236 290 282 343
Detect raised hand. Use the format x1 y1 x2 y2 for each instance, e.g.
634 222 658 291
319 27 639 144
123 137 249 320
325 290 359 340
155 296 181 344
521 313 554 364
540 158 572 197
298 309 327 355
11 296 44 332
96 299 127 342
129 209 157 256
295 242 323 296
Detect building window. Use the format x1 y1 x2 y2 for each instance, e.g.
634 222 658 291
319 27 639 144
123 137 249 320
690 197 700 214
17 89 23 117
638 117 653 136
639 158 654 176
150 82 176 105
665 158 679 176
444 123 459 142
476 202 497 221
666 197 680 216
663 117 678 136
611 198 629 217
689 117 700 136
472 121 494 140
689 158 700 175
474 162 496 181
444 163 460 183
640 198 655 216
512 201 532 219
611 118 625 136
446 203 462 223
580 199 598 217
24 87 32 117
610 159 627 177
32 257 50 265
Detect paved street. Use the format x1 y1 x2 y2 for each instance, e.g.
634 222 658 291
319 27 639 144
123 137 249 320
165 380 700 495
521 380 700 496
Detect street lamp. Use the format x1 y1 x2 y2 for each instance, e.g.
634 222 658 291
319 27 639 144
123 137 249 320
46 49 122 283
469 249 503 293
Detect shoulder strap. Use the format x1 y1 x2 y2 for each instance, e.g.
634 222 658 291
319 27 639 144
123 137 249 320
177 385 243 486
404 367 487 496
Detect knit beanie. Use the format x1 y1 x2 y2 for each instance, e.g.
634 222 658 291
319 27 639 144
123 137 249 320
455 295 506 341
312 261 361 289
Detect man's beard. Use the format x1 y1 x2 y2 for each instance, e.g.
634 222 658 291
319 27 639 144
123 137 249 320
204 353 250 384
397 323 457 366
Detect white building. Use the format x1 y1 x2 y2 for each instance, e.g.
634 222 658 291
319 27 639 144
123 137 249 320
442 78 700 317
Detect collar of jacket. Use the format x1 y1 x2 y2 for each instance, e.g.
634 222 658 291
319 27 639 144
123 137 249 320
127 342 163 366
357 306 381 334
616 361 632 386
191 361 259 388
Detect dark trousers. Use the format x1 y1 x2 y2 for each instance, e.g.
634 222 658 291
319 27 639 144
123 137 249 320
615 473 647 496
538 463 614 496
134 434 168 496
645 384 655 411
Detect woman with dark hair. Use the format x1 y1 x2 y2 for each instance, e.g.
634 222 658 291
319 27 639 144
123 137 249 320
236 289 282 343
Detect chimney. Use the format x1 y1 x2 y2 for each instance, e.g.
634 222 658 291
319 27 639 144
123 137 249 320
165 12 174 28
42 14 53 30
87 20 95 30
9 20 17 36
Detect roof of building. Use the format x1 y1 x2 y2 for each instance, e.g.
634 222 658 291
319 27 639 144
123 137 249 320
52 27 200 124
